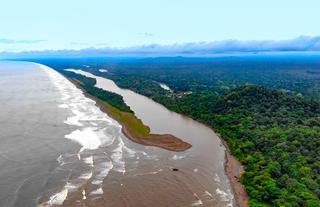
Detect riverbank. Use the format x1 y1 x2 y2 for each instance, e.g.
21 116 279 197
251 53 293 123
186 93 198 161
97 86 249 206
224 142 249 207
69 77 192 152
90 84 249 207
97 99 192 152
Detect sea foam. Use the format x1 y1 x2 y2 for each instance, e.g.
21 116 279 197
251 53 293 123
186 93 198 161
65 127 102 150
47 189 68 206
38 64 137 205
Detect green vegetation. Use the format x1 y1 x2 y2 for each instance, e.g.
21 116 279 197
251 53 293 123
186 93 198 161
30 57 320 206
61 70 154 138
107 80 320 206
97 100 152 137
172 86 320 206
62 70 132 113
114 82 320 206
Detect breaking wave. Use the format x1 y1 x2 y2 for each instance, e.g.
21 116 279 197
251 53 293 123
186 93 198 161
37 64 140 206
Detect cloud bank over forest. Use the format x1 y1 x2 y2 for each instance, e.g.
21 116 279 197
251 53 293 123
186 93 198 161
1 36 320 58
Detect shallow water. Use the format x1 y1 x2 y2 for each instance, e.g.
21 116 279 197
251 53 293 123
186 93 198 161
0 61 78 207
0 61 234 207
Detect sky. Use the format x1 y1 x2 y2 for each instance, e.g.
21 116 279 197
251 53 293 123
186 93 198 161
0 0 319 52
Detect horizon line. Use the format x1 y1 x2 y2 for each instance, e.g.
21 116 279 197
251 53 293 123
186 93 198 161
1 35 320 58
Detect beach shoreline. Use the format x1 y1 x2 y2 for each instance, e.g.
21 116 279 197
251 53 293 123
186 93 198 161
222 139 249 207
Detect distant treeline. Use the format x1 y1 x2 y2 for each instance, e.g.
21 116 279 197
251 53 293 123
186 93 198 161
24 56 320 99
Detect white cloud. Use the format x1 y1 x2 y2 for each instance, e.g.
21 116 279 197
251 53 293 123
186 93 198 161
1 36 320 58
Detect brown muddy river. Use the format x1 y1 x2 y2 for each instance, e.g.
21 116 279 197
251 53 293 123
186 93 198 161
0 61 234 207
67 69 235 207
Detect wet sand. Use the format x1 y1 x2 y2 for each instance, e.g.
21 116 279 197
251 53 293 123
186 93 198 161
225 151 249 207
121 126 192 152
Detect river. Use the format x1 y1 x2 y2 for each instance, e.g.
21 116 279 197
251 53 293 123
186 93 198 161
67 69 235 207
0 61 234 207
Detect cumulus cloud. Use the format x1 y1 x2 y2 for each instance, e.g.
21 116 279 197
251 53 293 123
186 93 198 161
123 36 320 54
1 36 320 58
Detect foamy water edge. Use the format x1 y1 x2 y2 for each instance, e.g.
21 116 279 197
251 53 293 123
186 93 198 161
36 64 134 206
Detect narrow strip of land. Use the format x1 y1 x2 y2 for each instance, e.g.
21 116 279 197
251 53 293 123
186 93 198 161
64 70 191 152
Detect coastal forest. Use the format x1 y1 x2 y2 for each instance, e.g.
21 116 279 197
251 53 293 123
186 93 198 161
62 70 132 113
29 56 320 206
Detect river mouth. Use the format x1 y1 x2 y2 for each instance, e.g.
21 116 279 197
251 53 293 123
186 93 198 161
0 61 234 207
63 69 235 207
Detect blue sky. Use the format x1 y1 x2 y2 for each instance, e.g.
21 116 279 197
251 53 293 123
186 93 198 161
0 0 319 52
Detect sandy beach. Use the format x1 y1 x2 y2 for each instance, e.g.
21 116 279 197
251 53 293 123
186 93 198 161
224 147 249 207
